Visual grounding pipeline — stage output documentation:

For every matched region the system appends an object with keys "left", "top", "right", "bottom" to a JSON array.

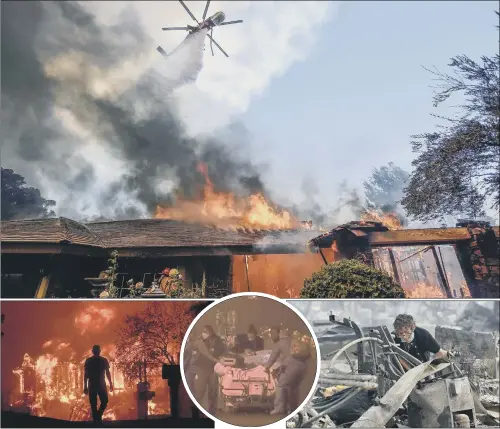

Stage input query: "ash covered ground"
[{"left": 287, "top": 300, "right": 500, "bottom": 428}]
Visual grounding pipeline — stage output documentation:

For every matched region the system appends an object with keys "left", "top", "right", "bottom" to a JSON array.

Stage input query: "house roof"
[
  {"left": 309, "top": 221, "right": 475, "bottom": 247},
  {"left": 309, "top": 221, "right": 389, "bottom": 247},
  {"left": 1, "top": 217, "right": 105, "bottom": 247},
  {"left": 87, "top": 219, "right": 316, "bottom": 248},
  {"left": 1, "top": 217, "right": 317, "bottom": 250}
]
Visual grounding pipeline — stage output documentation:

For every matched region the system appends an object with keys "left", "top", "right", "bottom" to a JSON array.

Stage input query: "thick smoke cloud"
[{"left": 1, "top": 1, "right": 272, "bottom": 220}]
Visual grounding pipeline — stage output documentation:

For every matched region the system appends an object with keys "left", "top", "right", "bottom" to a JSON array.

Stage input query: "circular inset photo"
[{"left": 180, "top": 292, "right": 320, "bottom": 427}]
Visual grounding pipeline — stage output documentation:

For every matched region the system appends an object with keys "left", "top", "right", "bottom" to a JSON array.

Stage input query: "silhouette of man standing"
[{"left": 84, "top": 345, "right": 113, "bottom": 425}]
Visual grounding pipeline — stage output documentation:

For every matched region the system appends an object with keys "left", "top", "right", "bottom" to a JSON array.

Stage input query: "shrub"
[{"left": 300, "top": 259, "right": 405, "bottom": 298}]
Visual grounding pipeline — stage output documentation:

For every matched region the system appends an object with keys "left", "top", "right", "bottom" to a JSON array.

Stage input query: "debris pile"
[{"left": 287, "top": 314, "right": 500, "bottom": 428}]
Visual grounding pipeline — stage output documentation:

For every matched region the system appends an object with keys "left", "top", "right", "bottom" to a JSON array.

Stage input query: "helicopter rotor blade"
[
  {"left": 210, "top": 28, "right": 214, "bottom": 56},
  {"left": 161, "top": 26, "right": 190, "bottom": 31},
  {"left": 179, "top": 0, "right": 199, "bottom": 23},
  {"left": 202, "top": 1, "right": 211, "bottom": 21},
  {"left": 206, "top": 33, "right": 228, "bottom": 57},
  {"left": 218, "top": 20, "right": 243, "bottom": 26},
  {"left": 157, "top": 46, "right": 168, "bottom": 58}
]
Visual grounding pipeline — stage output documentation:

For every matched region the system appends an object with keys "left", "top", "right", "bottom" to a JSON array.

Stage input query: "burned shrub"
[{"left": 300, "top": 259, "right": 405, "bottom": 298}]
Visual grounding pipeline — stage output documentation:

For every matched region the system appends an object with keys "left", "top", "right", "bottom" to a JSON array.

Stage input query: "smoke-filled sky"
[{"left": 1, "top": 1, "right": 497, "bottom": 222}]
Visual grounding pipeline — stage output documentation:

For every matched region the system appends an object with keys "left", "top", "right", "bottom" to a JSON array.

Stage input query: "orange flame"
[
  {"left": 361, "top": 210, "right": 402, "bottom": 230},
  {"left": 403, "top": 283, "right": 447, "bottom": 298},
  {"left": 155, "top": 162, "right": 300, "bottom": 230},
  {"left": 11, "top": 345, "right": 168, "bottom": 421}
]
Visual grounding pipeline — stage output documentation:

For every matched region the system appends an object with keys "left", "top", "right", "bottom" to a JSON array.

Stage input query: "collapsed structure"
[
  {"left": 288, "top": 312, "right": 500, "bottom": 428},
  {"left": 1, "top": 217, "right": 498, "bottom": 298}
]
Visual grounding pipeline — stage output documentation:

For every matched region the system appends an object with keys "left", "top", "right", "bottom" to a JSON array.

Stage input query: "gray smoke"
[
  {"left": 291, "top": 300, "right": 500, "bottom": 336},
  {"left": 1, "top": 1, "right": 270, "bottom": 220},
  {"left": 455, "top": 301, "right": 500, "bottom": 333}
]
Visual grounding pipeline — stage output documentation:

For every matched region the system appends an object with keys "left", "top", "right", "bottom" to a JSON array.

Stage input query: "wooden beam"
[
  {"left": 1, "top": 243, "right": 106, "bottom": 256},
  {"left": 370, "top": 228, "right": 471, "bottom": 246},
  {"left": 35, "top": 276, "right": 51, "bottom": 298},
  {"left": 110, "top": 245, "right": 310, "bottom": 258}
]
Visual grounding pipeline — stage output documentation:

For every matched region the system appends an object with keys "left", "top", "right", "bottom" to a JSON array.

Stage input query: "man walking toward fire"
[
  {"left": 393, "top": 314, "right": 450, "bottom": 369},
  {"left": 84, "top": 345, "right": 113, "bottom": 426}
]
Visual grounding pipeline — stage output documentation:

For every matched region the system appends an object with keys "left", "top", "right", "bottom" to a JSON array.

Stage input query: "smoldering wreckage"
[{"left": 287, "top": 306, "right": 500, "bottom": 428}]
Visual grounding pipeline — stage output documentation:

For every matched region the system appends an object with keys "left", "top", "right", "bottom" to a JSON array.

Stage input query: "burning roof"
[
  {"left": 309, "top": 221, "right": 477, "bottom": 248},
  {"left": 1, "top": 217, "right": 317, "bottom": 250}
]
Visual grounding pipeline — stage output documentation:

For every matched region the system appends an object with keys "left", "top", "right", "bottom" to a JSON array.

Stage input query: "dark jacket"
[
  {"left": 234, "top": 334, "right": 264, "bottom": 353},
  {"left": 194, "top": 335, "right": 226, "bottom": 369},
  {"left": 394, "top": 326, "right": 441, "bottom": 362}
]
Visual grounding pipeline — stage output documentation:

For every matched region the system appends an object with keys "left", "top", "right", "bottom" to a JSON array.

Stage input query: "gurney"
[{"left": 214, "top": 359, "right": 277, "bottom": 412}]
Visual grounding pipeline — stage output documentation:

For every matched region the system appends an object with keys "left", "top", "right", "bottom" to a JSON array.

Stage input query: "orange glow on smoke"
[
  {"left": 155, "top": 162, "right": 300, "bottom": 230},
  {"left": 74, "top": 307, "right": 116, "bottom": 335},
  {"left": 361, "top": 210, "right": 402, "bottom": 230}
]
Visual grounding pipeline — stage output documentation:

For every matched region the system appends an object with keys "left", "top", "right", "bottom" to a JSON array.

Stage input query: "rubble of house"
[
  {"left": 1, "top": 217, "right": 498, "bottom": 298},
  {"left": 287, "top": 313, "right": 500, "bottom": 428}
]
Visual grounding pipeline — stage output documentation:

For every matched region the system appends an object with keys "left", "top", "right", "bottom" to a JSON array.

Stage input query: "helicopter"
[{"left": 157, "top": 0, "right": 243, "bottom": 59}]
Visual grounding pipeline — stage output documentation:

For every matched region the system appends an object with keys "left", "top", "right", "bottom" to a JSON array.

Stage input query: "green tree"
[
  {"left": 1, "top": 168, "right": 56, "bottom": 220},
  {"left": 402, "top": 31, "right": 500, "bottom": 221},
  {"left": 300, "top": 259, "right": 405, "bottom": 298},
  {"left": 364, "top": 162, "right": 410, "bottom": 212}
]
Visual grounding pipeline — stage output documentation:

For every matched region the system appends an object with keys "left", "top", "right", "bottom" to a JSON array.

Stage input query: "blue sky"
[{"left": 240, "top": 1, "right": 499, "bottom": 210}]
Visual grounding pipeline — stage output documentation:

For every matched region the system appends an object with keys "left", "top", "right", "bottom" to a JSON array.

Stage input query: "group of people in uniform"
[{"left": 184, "top": 323, "right": 311, "bottom": 416}]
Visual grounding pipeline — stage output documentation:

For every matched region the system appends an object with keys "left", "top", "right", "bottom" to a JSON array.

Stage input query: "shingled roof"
[
  {"left": 1, "top": 217, "right": 317, "bottom": 249},
  {"left": 1, "top": 217, "right": 105, "bottom": 247}
]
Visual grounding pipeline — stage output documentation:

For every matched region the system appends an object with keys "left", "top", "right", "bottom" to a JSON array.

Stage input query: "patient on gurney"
[{"left": 233, "top": 324, "right": 264, "bottom": 355}]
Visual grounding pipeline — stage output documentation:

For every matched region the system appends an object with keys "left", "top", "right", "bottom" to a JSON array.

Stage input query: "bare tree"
[{"left": 115, "top": 302, "right": 195, "bottom": 383}]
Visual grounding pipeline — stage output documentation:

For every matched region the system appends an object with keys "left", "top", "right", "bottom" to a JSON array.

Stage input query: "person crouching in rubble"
[
  {"left": 393, "top": 314, "right": 450, "bottom": 369},
  {"left": 191, "top": 325, "right": 226, "bottom": 415},
  {"left": 264, "top": 328, "right": 310, "bottom": 416}
]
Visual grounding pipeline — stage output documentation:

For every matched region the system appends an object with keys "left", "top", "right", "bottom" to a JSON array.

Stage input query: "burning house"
[
  {"left": 1, "top": 301, "right": 210, "bottom": 426},
  {"left": 1, "top": 216, "right": 499, "bottom": 298}
]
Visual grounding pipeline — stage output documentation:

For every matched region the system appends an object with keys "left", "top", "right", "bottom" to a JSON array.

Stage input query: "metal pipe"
[
  {"left": 317, "top": 379, "right": 378, "bottom": 390},
  {"left": 321, "top": 373, "right": 377, "bottom": 382},
  {"left": 299, "top": 388, "right": 363, "bottom": 427},
  {"left": 388, "top": 248, "right": 401, "bottom": 284},
  {"left": 328, "top": 337, "right": 384, "bottom": 371},
  {"left": 244, "top": 255, "right": 251, "bottom": 291},
  {"left": 318, "top": 247, "right": 328, "bottom": 265},
  {"left": 431, "top": 245, "right": 453, "bottom": 297},
  {"left": 388, "top": 343, "right": 424, "bottom": 367}
]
